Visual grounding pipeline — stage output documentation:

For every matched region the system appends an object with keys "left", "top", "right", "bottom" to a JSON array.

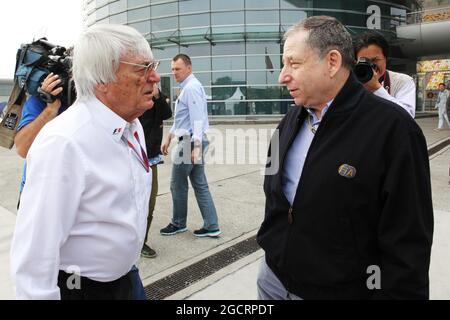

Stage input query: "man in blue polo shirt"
[{"left": 15, "top": 73, "right": 70, "bottom": 199}]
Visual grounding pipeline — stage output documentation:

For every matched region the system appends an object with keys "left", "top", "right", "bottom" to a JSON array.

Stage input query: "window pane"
[
  {"left": 280, "top": 0, "right": 313, "bottom": 9},
  {"left": 192, "top": 73, "right": 211, "bottom": 88},
  {"left": 128, "top": 7, "right": 150, "bottom": 22},
  {"left": 157, "top": 60, "right": 172, "bottom": 75},
  {"left": 212, "top": 72, "right": 245, "bottom": 85},
  {"left": 128, "top": 0, "right": 149, "bottom": 8},
  {"left": 246, "top": 0, "right": 279, "bottom": 9},
  {"left": 211, "top": 86, "right": 247, "bottom": 115},
  {"left": 179, "top": 0, "right": 210, "bottom": 13},
  {"left": 129, "top": 20, "right": 150, "bottom": 34},
  {"left": 110, "top": 12, "right": 127, "bottom": 24},
  {"left": 246, "top": 10, "right": 279, "bottom": 24},
  {"left": 247, "top": 85, "right": 281, "bottom": 100},
  {"left": 281, "top": 10, "right": 308, "bottom": 25},
  {"left": 253, "top": 101, "right": 281, "bottom": 114},
  {"left": 211, "top": 0, "right": 244, "bottom": 10},
  {"left": 95, "top": 0, "right": 108, "bottom": 8},
  {"left": 151, "top": 2, "right": 178, "bottom": 17},
  {"left": 212, "top": 56, "right": 245, "bottom": 71},
  {"left": 212, "top": 43, "right": 245, "bottom": 55},
  {"left": 180, "top": 44, "right": 210, "bottom": 57},
  {"left": 110, "top": 0, "right": 127, "bottom": 14},
  {"left": 247, "top": 71, "right": 280, "bottom": 85},
  {"left": 246, "top": 42, "right": 280, "bottom": 55},
  {"left": 180, "top": 14, "right": 209, "bottom": 29},
  {"left": 211, "top": 85, "right": 244, "bottom": 100},
  {"left": 152, "top": 17, "right": 178, "bottom": 32},
  {"left": 189, "top": 57, "right": 211, "bottom": 72},
  {"left": 96, "top": 5, "right": 109, "bottom": 20},
  {"left": 152, "top": 46, "right": 179, "bottom": 62},
  {"left": 211, "top": 11, "right": 244, "bottom": 25},
  {"left": 96, "top": 17, "right": 110, "bottom": 24},
  {"left": 246, "top": 54, "right": 280, "bottom": 70}
]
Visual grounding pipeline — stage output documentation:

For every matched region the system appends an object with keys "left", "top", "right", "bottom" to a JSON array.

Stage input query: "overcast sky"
[{"left": 0, "top": 0, "right": 84, "bottom": 79}]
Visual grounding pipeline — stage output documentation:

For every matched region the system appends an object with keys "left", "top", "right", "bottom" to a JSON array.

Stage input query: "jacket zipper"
[{"left": 288, "top": 206, "right": 293, "bottom": 224}]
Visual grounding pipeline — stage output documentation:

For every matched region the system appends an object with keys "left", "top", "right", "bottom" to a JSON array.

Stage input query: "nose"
[
  {"left": 147, "top": 70, "right": 161, "bottom": 83},
  {"left": 278, "top": 66, "right": 290, "bottom": 84}
]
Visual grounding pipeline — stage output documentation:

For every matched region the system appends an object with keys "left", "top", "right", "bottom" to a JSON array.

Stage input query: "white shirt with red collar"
[{"left": 11, "top": 97, "right": 151, "bottom": 299}]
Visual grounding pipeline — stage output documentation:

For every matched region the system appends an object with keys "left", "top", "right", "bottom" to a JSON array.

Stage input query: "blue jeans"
[{"left": 170, "top": 138, "right": 219, "bottom": 230}]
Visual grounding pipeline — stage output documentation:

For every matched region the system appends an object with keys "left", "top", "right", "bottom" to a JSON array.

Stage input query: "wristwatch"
[{"left": 37, "top": 87, "right": 57, "bottom": 103}]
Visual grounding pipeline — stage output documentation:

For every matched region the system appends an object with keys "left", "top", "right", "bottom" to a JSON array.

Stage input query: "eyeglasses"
[{"left": 120, "top": 60, "right": 160, "bottom": 77}]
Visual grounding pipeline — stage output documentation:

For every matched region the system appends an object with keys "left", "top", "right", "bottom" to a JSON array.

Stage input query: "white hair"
[{"left": 73, "top": 24, "right": 153, "bottom": 100}]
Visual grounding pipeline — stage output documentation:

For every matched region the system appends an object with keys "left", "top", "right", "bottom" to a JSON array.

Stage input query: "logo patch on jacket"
[{"left": 338, "top": 164, "right": 356, "bottom": 179}]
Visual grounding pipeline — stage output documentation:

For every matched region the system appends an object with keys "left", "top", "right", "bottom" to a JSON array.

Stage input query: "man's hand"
[
  {"left": 191, "top": 145, "right": 201, "bottom": 164},
  {"left": 363, "top": 68, "right": 382, "bottom": 92},
  {"left": 40, "top": 73, "right": 63, "bottom": 113},
  {"left": 161, "top": 134, "right": 172, "bottom": 156}
]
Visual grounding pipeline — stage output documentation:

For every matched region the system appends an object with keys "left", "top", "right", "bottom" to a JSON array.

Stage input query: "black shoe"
[
  {"left": 193, "top": 228, "right": 221, "bottom": 238},
  {"left": 160, "top": 223, "right": 188, "bottom": 236},
  {"left": 141, "top": 244, "right": 157, "bottom": 258}
]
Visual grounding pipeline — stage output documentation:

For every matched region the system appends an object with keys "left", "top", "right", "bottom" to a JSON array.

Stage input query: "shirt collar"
[
  {"left": 86, "top": 96, "right": 138, "bottom": 143},
  {"left": 180, "top": 74, "right": 195, "bottom": 89},
  {"left": 305, "top": 99, "right": 334, "bottom": 124}
]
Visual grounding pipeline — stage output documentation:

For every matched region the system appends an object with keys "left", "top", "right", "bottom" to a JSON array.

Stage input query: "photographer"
[
  {"left": 14, "top": 73, "right": 71, "bottom": 204},
  {"left": 354, "top": 32, "right": 416, "bottom": 118},
  {"left": 15, "top": 73, "right": 69, "bottom": 158}
]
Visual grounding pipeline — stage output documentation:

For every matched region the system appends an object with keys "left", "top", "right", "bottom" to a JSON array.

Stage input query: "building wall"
[{"left": 85, "top": 0, "right": 420, "bottom": 115}]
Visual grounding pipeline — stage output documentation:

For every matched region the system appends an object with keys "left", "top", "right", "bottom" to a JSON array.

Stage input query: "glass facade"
[{"left": 85, "top": 0, "right": 420, "bottom": 116}]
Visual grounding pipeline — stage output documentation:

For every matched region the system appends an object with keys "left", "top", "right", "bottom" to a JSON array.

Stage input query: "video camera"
[
  {"left": 15, "top": 38, "right": 75, "bottom": 106},
  {"left": 354, "top": 57, "right": 379, "bottom": 84}
]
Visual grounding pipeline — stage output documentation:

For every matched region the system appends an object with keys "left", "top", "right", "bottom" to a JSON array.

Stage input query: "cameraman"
[
  {"left": 354, "top": 32, "right": 416, "bottom": 118},
  {"left": 14, "top": 73, "right": 71, "bottom": 199}
]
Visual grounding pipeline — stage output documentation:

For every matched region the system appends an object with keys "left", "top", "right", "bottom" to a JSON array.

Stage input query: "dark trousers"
[
  {"left": 144, "top": 165, "right": 158, "bottom": 245},
  {"left": 58, "top": 270, "right": 133, "bottom": 300}
]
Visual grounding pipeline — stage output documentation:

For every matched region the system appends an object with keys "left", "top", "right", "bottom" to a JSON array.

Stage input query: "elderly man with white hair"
[{"left": 10, "top": 24, "right": 160, "bottom": 300}]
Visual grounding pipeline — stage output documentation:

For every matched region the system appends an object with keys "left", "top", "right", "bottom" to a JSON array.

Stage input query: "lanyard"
[{"left": 121, "top": 131, "right": 149, "bottom": 173}]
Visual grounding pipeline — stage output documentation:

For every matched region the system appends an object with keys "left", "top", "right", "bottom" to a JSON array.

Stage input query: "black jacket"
[
  {"left": 139, "top": 90, "right": 172, "bottom": 158},
  {"left": 257, "top": 73, "right": 433, "bottom": 300}
]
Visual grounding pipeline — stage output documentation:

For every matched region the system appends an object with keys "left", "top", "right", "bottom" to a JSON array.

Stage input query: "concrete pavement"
[{"left": 0, "top": 116, "right": 449, "bottom": 300}]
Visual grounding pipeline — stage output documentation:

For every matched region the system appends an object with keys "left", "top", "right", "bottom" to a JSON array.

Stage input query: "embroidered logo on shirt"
[
  {"left": 338, "top": 164, "right": 357, "bottom": 179},
  {"left": 113, "top": 128, "right": 123, "bottom": 135}
]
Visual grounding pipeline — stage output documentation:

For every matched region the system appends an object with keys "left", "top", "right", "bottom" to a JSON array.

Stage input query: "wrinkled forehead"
[{"left": 122, "top": 51, "right": 153, "bottom": 63}]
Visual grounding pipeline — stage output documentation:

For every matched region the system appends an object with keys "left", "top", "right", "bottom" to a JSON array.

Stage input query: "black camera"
[
  {"left": 354, "top": 57, "right": 378, "bottom": 83},
  {"left": 15, "top": 38, "right": 75, "bottom": 106}
]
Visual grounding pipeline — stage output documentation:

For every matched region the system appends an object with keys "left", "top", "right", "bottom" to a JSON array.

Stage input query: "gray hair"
[
  {"left": 73, "top": 24, "right": 153, "bottom": 100},
  {"left": 284, "top": 16, "right": 355, "bottom": 70}
]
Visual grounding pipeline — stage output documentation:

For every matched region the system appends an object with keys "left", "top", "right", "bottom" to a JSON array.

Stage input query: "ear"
[{"left": 327, "top": 50, "right": 342, "bottom": 78}]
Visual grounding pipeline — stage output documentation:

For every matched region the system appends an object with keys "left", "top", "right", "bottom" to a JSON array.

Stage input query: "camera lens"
[{"left": 354, "top": 58, "right": 375, "bottom": 83}]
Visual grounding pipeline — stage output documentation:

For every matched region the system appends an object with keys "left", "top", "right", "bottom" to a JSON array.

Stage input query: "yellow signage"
[{"left": 417, "top": 59, "right": 450, "bottom": 73}]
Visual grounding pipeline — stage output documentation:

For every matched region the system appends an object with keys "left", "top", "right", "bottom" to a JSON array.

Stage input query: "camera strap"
[{"left": 380, "top": 71, "right": 391, "bottom": 95}]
